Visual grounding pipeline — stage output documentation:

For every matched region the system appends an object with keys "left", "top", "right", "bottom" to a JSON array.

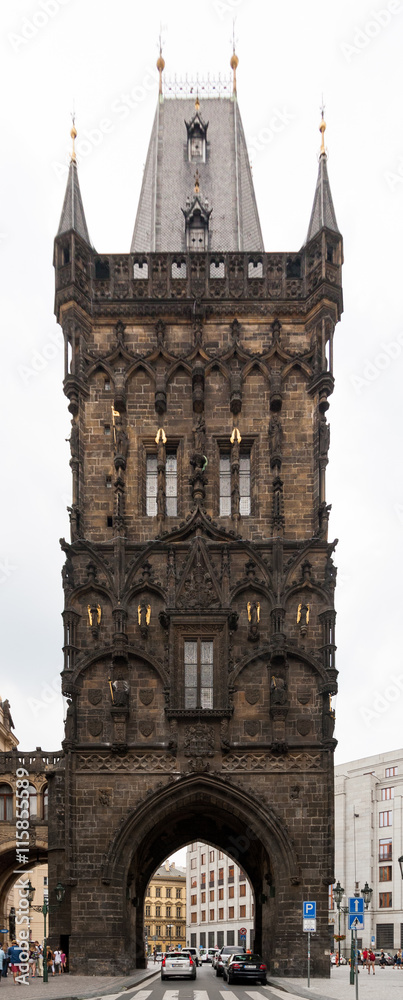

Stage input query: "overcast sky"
[{"left": 1, "top": 0, "right": 402, "bottom": 769}]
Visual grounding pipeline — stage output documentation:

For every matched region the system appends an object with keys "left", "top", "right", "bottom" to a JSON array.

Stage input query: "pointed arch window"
[
  {"left": 0, "top": 783, "right": 13, "bottom": 821},
  {"left": 184, "top": 639, "right": 213, "bottom": 708}
]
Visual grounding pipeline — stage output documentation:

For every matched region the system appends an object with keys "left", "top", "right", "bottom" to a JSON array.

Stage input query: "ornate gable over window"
[
  {"left": 185, "top": 99, "right": 209, "bottom": 162},
  {"left": 182, "top": 172, "right": 212, "bottom": 252}
]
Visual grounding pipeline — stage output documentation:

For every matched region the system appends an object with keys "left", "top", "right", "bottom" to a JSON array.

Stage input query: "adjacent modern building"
[
  {"left": 144, "top": 860, "right": 186, "bottom": 955},
  {"left": 186, "top": 842, "right": 254, "bottom": 951},
  {"left": 332, "top": 749, "right": 403, "bottom": 954}
]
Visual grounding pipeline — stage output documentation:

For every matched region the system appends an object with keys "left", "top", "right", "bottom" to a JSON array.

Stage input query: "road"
[{"left": 119, "top": 964, "right": 304, "bottom": 1000}]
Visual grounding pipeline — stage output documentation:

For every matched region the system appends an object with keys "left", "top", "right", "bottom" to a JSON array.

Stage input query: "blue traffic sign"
[
  {"left": 303, "top": 901, "right": 316, "bottom": 919},
  {"left": 348, "top": 913, "right": 364, "bottom": 930},
  {"left": 348, "top": 897, "right": 364, "bottom": 916}
]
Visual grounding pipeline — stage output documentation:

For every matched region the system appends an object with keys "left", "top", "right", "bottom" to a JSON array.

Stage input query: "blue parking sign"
[{"left": 303, "top": 901, "right": 316, "bottom": 919}]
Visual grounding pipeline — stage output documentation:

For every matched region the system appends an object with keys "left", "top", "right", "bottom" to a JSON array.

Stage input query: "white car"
[
  {"left": 202, "top": 947, "right": 219, "bottom": 964},
  {"left": 161, "top": 952, "right": 197, "bottom": 980}
]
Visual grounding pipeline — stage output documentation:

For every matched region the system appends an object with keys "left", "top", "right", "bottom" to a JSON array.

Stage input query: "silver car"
[{"left": 161, "top": 951, "right": 197, "bottom": 980}]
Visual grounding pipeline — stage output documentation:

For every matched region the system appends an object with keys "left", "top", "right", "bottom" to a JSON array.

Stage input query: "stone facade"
[
  {"left": 48, "top": 93, "right": 343, "bottom": 978},
  {"left": 144, "top": 860, "right": 186, "bottom": 955},
  {"left": 186, "top": 841, "right": 254, "bottom": 951}
]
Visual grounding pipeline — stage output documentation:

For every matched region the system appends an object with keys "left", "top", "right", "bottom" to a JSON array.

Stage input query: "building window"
[
  {"left": 239, "top": 453, "right": 251, "bottom": 515},
  {"left": 239, "top": 905, "right": 246, "bottom": 918},
  {"left": 209, "top": 850, "right": 215, "bottom": 862},
  {"left": 176, "top": 907, "right": 181, "bottom": 918},
  {"left": 219, "top": 907, "right": 224, "bottom": 920},
  {"left": 176, "top": 888, "right": 181, "bottom": 898},
  {"left": 184, "top": 639, "right": 213, "bottom": 709},
  {"left": 218, "top": 888, "right": 224, "bottom": 900},
  {"left": 240, "top": 884, "right": 246, "bottom": 897},
  {"left": 381, "top": 787, "right": 394, "bottom": 800},
  {"left": 190, "top": 137, "right": 203, "bottom": 160},
  {"left": 210, "top": 891, "right": 214, "bottom": 902},
  {"left": 166, "top": 907, "right": 171, "bottom": 917},
  {"left": 379, "top": 892, "right": 392, "bottom": 908},
  {"left": 176, "top": 925, "right": 181, "bottom": 936},
  {"left": 218, "top": 851, "right": 224, "bottom": 859},
  {"left": 229, "top": 885, "right": 234, "bottom": 899},
  {"left": 191, "top": 877, "right": 197, "bottom": 888},
  {"left": 209, "top": 872, "right": 215, "bottom": 885},
  {"left": 146, "top": 455, "right": 158, "bottom": 516},
  {"left": 201, "top": 892, "right": 206, "bottom": 903},
  {"left": 377, "top": 923, "right": 394, "bottom": 948},
  {"left": 379, "top": 811, "right": 392, "bottom": 827},
  {"left": 385, "top": 767, "right": 397, "bottom": 777},
  {"left": 156, "top": 906, "right": 161, "bottom": 917},
  {"left": 188, "top": 227, "right": 207, "bottom": 252},
  {"left": 28, "top": 784, "right": 37, "bottom": 818},
  {"left": 219, "top": 454, "right": 231, "bottom": 515},
  {"left": 145, "top": 906, "right": 150, "bottom": 916},
  {"left": 210, "top": 909, "right": 214, "bottom": 921},
  {"left": 201, "top": 873, "right": 206, "bottom": 886},
  {"left": 228, "top": 866, "right": 234, "bottom": 881},
  {"left": 227, "top": 931, "right": 234, "bottom": 946},
  {"left": 379, "top": 838, "right": 392, "bottom": 860},
  {"left": 239, "top": 870, "right": 246, "bottom": 881},
  {"left": 0, "top": 784, "right": 13, "bottom": 821},
  {"left": 156, "top": 887, "right": 161, "bottom": 897},
  {"left": 201, "top": 854, "right": 206, "bottom": 865},
  {"left": 166, "top": 888, "right": 171, "bottom": 898},
  {"left": 379, "top": 866, "right": 392, "bottom": 882},
  {"left": 218, "top": 868, "right": 224, "bottom": 882},
  {"left": 191, "top": 895, "right": 197, "bottom": 906},
  {"left": 201, "top": 911, "right": 206, "bottom": 922},
  {"left": 191, "top": 859, "right": 197, "bottom": 870},
  {"left": 156, "top": 925, "right": 161, "bottom": 936},
  {"left": 228, "top": 906, "right": 234, "bottom": 919},
  {"left": 145, "top": 926, "right": 150, "bottom": 936},
  {"left": 191, "top": 912, "right": 197, "bottom": 924},
  {"left": 166, "top": 452, "right": 178, "bottom": 516}
]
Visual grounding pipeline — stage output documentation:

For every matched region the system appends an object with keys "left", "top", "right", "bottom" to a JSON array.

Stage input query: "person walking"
[
  {"left": 368, "top": 949, "right": 376, "bottom": 974},
  {"left": 36, "top": 945, "right": 43, "bottom": 978},
  {"left": 1, "top": 944, "right": 8, "bottom": 979},
  {"left": 362, "top": 947, "right": 369, "bottom": 972},
  {"left": 8, "top": 942, "right": 23, "bottom": 985},
  {"left": 0, "top": 945, "right": 5, "bottom": 985},
  {"left": 53, "top": 949, "right": 62, "bottom": 975}
]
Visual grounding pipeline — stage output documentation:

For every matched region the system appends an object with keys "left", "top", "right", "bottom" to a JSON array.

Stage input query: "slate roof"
[
  {"left": 131, "top": 97, "right": 264, "bottom": 253},
  {"left": 57, "top": 159, "right": 91, "bottom": 244},
  {"left": 305, "top": 151, "right": 340, "bottom": 243}
]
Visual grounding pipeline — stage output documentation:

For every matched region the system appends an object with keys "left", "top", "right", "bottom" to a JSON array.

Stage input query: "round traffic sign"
[{"left": 239, "top": 927, "right": 247, "bottom": 934}]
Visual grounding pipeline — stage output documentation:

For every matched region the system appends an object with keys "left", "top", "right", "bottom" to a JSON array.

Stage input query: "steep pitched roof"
[
  {"left": 57, "top": 159, "right": 91, "bottom": 244},
  {"left": 305, "top": 152, "right": 340, "bottom": 243},
  {"left": 131, "top": 97, "right": 264, "bottom": 253}
]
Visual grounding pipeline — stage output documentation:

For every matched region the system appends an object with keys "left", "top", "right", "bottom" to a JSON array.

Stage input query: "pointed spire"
[
  {"left": 57, "top": 119, "right": 91, "bottom": 244},
  {"left": 230, "top": 22, "right": 239, "bottom": 95},
  {"left": 157, "top": 35, "right": 165, "bottom": 97},
  {"left": 305, "top": 108, "right": 340, "bottom": 244}
]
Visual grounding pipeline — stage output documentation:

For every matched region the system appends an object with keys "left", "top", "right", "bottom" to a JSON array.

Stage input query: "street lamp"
[
  {"left": 333, "top": 881, "right": 345, "bottom": 967},
  {"left": 398, "top": 856, "right": 403, "bottom": 880},
  {"left": 27, "top": 880, "right": 65, "bottom": 983},
  {"left": 361, "top": 881, "right": 373, "bottom": 909}
]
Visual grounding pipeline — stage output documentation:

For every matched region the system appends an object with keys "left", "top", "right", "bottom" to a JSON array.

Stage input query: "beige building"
[
  {"left": 186, "top": 842, "right": 254, "bottom": 952},
  {"left": 144, "top": 860, "right": 186, "bottom": 955},
  {"left": 332, "top": 748, "right": 403, "bottom": 955}
]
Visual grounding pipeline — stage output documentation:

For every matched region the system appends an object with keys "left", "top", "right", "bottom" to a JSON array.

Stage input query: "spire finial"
[
  {"left": 230, "top": 21, "right": 239, "bottom": 95},
  {"left": 157, "top": 32, "right": 165, "bottom": 96},
  {"left": 195, "top": 94, "right": 200, "bottom": 112},
  {"left": 70, "top": 112, "right": 77, "bottom": 163},
  {"left": 194, "top": 169, "right": 200, "bottom": 195},
  {"left": 319, "top": 99, "right": 327, "bottom": 157}
]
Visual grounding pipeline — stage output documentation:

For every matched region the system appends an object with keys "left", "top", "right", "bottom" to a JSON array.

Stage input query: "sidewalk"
[
  {"left": 0, "top": 966, "right": 159, "bottom": 1000},
  {"left": 269, "top": 965, "right": 403, "bottom": 999}
]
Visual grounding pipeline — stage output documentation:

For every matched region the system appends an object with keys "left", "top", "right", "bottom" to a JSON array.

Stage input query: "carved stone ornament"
[
  {"left": 88, "top": 719, "right": 103, "bottom": 737},
  {"left": 139, "top": 721, "right": 154, "bottom": 738},
  {"left": 297, "top": 719, "right": 312, "bottom": 737},
  {"left": 98, "top": 788, "right": 111, "bottom": 806},
  {"left": 183, "top": 723, "right": 215, "bottom": 757},
  {"left": 88, "top": 688, "right": 103, "bottom": 706},
  {"left": 297, "top": 687, "right": 311, "bottom": 705},
  {"left": 188, "top": 757, "right": 210, "bottom": 773},
  {"left": 245, "top": 687, "right": 261, "bottom": 705},
  {"left": 244, "top": 720, "right": 260, "bottom": 737},
  {"left": 139, "top": 689, "right": 154, "bottom": 706}
]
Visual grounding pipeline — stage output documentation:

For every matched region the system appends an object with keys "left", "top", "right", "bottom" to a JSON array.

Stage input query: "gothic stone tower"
[{"left": 50, "top": 69, "right": 342, "bottom": 976}]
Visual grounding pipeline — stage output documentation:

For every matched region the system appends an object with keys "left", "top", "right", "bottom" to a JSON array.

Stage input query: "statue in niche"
[
  {"left": 66, "top": 419, "right": 79, "bottom": 460},
  {"left": 247, "top": 600, "right": 260, "bottom": 642},
  {"left": 114, "top": 416, "right": 129, "bottom": 461},
  {"left": 323, "top": 695, "right": 336, "bottom": 739},
  {"left": 138, "top": 601, "right": 151, "bottom": 638},
  {"left": 111, "top": 676, "right": 130, "bottom": 708},
  {"left": 1, "top": 699, "right": 14, "bottom": 730},
  {"left": 191, "top": 414, "right": 206, "bottom": 468},
  {"left": 64, "top": 698, "right": 76, "bottom": 742},
  {"left": 270, "top": 674, "right": 287, "bottom": 705},
  {"left": 319, "top": 415, "right": 330, "bottom": 458},
  {"left": 269, "top": 415, "right": 283, "bottom": 456}
]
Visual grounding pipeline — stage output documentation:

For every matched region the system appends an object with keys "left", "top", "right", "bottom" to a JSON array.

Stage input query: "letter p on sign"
[{"left": 303, "top": 901, "right": 316, "bottom": 919}]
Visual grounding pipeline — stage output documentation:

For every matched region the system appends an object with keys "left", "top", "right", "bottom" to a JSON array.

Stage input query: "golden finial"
[
  {"left": 70, "top": 114, "right": 77, "bottom": 163},
  {"left": 230, "top": 20, "right": 239, "bottom": 94},
  {"left": 194, "top": 169, "right": 200, "bottom": 195},
  {"left": 319, "top": 102, "right": 327, "bottom": 157},
  {"left": 157, "top": 35, "right": 165, "bottom": 96},
  {"left": 195, "top": 94, "right": 200, "bottom": 112}
]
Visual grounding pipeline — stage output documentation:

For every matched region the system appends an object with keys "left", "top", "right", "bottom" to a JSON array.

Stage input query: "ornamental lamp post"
[
  {"left": 361, "top": 881, "right": 373, "bottom": 909},
  {"left": 333, "top": 881, "right": 345, "bottom": 967},
  {"left": 27, "top": 880, "right": 65, "bottom": 983},
  {"left": 398, "top": 856, "right": 403, "bottom": 880}
]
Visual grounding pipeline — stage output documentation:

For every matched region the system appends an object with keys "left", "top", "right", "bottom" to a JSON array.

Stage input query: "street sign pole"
[
  {"left": 350, "top": 930, "right": 354, "bottom": 985},
  {"left": 355, "top": 923, "right": 359, "bottom": 1000},
  {"left": 307, "top": 930, "right": 310, "bottom": 987}
]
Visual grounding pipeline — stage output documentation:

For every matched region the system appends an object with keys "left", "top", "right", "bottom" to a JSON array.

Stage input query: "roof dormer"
[
  {"left": 182, "top": 171, "right": 212, "bottom": 251},
  {"left": 185, "top": 98, "right": 209, "bottom": 163}
]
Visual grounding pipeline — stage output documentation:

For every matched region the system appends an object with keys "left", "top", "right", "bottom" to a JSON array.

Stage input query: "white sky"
[{"left": 1, "top": 0, "right": 403, "bottom": 769}]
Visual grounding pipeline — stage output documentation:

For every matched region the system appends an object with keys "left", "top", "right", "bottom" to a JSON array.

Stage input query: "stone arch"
[{"left": 99, "top": 772, "right": 300, "bottom": 971}]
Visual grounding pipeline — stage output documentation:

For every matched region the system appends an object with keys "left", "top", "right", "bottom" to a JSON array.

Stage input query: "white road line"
[
  {"left": 128, "top": 991, "right": 154, "bottom": 1000},
  {"left": 193, "top": 992, "right": 210, "bottom": 1000},
  {"left": 162, "top": 991, "right": 180, "bottom": 1000},
  {"left": 247, "top": 989, "right": 305, "bottom": 1000}
]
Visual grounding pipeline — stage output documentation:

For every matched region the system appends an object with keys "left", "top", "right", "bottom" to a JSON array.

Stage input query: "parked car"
[
  {"left": 223, "top": 953, "right": 267, "bottom": 985},
  {"left": 330, "top": 952, "right": 347, "bottom": 965},
  {"left": 161, "top": 952, "right": 197, "bottom": 980},
  {"left": 181, "top": 948, "right": 202, "bottom": 967},
  {"left": 202, "top": 947, "right": 219, "bottom": 963},
  {"left": 215, "top": 945, "right": 245, "bottom": 976},
  {"left": 373, "top": 950, "right": 394, "bottom": 966}
]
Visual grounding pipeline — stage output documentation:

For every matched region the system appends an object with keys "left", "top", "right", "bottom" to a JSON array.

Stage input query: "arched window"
[
  {"left": 0, "top": 783, "right": 13, "bottom": 821},
  {"left": 29, "top": 784, "right": 38, "bottom": 818},
  {"left": 42, "top": 785, "right": 48, "bottom": 821}
]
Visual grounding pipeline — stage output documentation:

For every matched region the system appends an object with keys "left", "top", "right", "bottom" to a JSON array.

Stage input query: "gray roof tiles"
[
  {"left": 57, "top": 159, "right": 91, "bottom": 245},
  {"left": 131, "top": 96, "right": 264, "bottom": 253},
  {"left": 305, "top": 152, "right": 340, "bottom": 243}
]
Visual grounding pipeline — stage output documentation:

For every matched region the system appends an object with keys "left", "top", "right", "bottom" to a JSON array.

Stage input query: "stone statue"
[
  {"left": 193, "top": 414, "right": 206, "bottom": 457},
  {"left": 64, "top": 698, "right": 76, "bottom": 741},
  {"left": 319, "top": 415, "right": 330, "bottom": 458},
  {"left": 269, "top": 416, "right": 283, "bottom": 456},
  {"left": 115, "top": 416, "right": 129, "bottom": 460},
  {"left": 112, "top": 678, "right": 130, "bottom": 708},
  {"left": 270, "top": 674, "right": 287, "bottom": 705},
  {"left": 2, "top": 699, "right": 14, "bottom": 730},
  {"left": 67, "top": 419, "right": 79, "bottom": 460}
]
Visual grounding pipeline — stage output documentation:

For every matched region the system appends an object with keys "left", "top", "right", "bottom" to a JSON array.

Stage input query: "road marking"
[
  {"left": 162, "top": 992, "right": 180, "bottom": 1000},
  {"left": 194, "top": 992, "right": 209, "bottom": 1000},
  {"left": 246, "top": 989, "right": 306, "bottom": 1000}
]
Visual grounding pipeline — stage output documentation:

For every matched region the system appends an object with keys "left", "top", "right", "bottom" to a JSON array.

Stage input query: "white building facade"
[
  {"left": 186, "top": 842, "right": 254, "bottom": 951},
  {"left": 332, "top": 748, "right": 403, "bottom": 955}
]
